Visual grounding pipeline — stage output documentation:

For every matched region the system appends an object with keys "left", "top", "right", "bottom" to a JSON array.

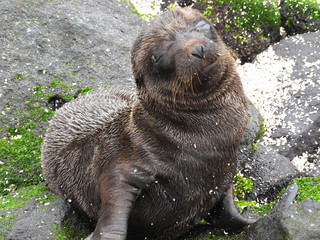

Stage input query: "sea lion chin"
[{"left": 41, "top": 7, "right": 279, "bottom": 240}]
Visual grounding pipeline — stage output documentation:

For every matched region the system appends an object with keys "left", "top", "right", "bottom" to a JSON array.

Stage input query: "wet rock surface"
[
  {"left": 1, "top": 194, "right": 93, "bottom": 240},
  {"left": 0, "top": 0, "right": 141, "bottom": 126},
  {"left": 238, "top": 32, "right": 320, "bottom": 199},
  {"left": 239, "top": 199, "right": 320, "bottom": 240},
  {"left": 3, "top": 197, "right": 68, "bottom": 240}
]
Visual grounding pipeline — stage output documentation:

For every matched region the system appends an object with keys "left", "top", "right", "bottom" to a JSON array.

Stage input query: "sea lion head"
[{"left": 131, "top": 7, "right": 235, "bottom": 109}]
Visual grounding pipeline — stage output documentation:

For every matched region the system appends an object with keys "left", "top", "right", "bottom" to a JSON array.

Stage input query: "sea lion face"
[{"left": 131, "top": 8, "right": 232, "bottom": 102}]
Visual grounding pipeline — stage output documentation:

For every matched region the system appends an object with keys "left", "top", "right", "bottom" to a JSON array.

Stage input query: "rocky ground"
[
  {"left": 0, "top": 0, "right": 319, "bottom": 239},
  {"left": 238, "top": 31, "right": 320, "bottom": 201}
]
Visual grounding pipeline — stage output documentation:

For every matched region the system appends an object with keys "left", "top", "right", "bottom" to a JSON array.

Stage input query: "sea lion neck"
[{"left": 135, "top": 59, "right": 243, "bottom": 119}]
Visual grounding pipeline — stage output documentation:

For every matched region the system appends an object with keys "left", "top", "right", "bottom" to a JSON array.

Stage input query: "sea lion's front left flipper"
[
  {"left": 85, "top": 182, "right": 139, "bottom": 240},
  {"left": 85, "top": 164, "right": 155, "bottom": 240},
  {"left": 205, "top": 186, "right": 256, "bottom": 233}
]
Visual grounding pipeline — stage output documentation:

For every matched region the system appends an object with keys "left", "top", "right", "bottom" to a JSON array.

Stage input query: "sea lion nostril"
[
  {"left": 152, "top": 54, "right": 163, "bottom": 63},
  {"left": 191, "top": 45, "right": 205, "bottom": 59}
]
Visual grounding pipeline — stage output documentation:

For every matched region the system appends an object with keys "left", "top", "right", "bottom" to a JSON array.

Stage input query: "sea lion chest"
[{"left": 126, "top": 108, "right": 239, "bottom": 232}]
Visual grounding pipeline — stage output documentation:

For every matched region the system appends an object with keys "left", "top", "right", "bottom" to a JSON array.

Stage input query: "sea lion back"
[{"left": 41, "top": 87, "right": 135, "bottom": 196}]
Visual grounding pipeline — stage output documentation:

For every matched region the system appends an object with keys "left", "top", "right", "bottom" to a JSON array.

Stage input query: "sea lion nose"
[{"left": 191, "top": 45, "right": 205, "bottom": 59}]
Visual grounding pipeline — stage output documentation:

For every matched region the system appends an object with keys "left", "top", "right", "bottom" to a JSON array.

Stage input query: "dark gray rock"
[
  {"left": 237, "top": 101, "right": 263, "bottom": 167},
  {"left": 270, "top": 32, "right": 320, "bottom": 176},
  {"left": 239, "top": 199, "right": 320, "bottom": 240},
  {"left": 239, "top": 32, "right": 320, "bottom": 200},
  {"left": 2, "top": 191, "right": 93, "bottom": 240},
  {"left": 241, "top": 143, "right": 300, "bottom": 202},
  {"left": 0, "top": 0, "right": 143, "bottom": 123},
  {"left": 280, "top": 0, "right": 320, "bottom": 36},
  {"left": 4, "top": 196, "right": 68, "bottom": 240}
]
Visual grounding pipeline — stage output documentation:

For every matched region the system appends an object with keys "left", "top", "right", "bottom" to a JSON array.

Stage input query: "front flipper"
[
  {"left": 85, "top": 183, "right": 139, "bottom": 240},
  {"left": 206, "top": 186, "right": 256, "bottom": 233},
  {"left": 85, "top": 165, "right": 156, "bottom": 240}
]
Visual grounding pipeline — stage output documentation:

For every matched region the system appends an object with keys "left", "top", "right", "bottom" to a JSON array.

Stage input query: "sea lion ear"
[{"left": 135, "top": 72, "right": 144, "bottom": 89}]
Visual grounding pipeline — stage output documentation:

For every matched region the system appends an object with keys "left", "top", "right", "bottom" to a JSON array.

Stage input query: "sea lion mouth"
[
  {"left": 202, "top": 59, "right": 214, "bottom": 70},
  {"left": 200, "top": 58, "right": 219, "bottom": 77}
]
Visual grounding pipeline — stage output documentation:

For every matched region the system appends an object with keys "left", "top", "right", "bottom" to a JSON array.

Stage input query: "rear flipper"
[
  {"left": 205, "top": 186, "right": 256, "bottom": 233},
  {"left": 269, "top": 183, "right": 298, "bottom": 214},
  {"left": 205, "top": 183, "right": 298, "bottom": 233}
]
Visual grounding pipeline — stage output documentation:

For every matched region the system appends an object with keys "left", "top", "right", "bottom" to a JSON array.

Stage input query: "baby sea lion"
[{"left": 41, "top": 7, "right": 294, "bottom": 240}]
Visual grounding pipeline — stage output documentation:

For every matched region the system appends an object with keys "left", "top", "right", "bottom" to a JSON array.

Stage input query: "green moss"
[
  {"left": 201, "top": 0, "right": 280, "bottom": 33},
  {"left": 0, "top": 86, "right": 55, "bottom": 195},
  {"left": 15, "top": 74, "right": 24, "bottom": 81},
  {"left": 233, "top": 174, "right": 253, "bottom": 199},
  {"left": 0, "top": 73, "right": 98, "bottom": 195},
  {"left": 233, "top": 174, "right": 275, "bottom": 216},
  {"left": 124, "top": 0, "right": 157, "bottom": 21},
  {"left": 51, "top": 222, "right": 88, "bottom": 240},
  {"left": 250, "top": 142, "right": 257, "bottom": 153},
  {"left": 283, "top": 0, "right": 320, "bottom": 33},
  {"left": 0, "top": 184, "right": 52, "bottom": 211},
  {"left": 0, "top": 130, "right": 44, "bottom": 195},
  {"left": 237, "top": 200, "right": 274, "bottom": 216},
  {"left": 255, "top": 123, "right": 265, "bottom": 141},
  {"left": 235, "top": 177, "right": 320, "bottom": 217},
  {"left": 290, "top": 177, "right": 320, "bottom": 203},
  {"left": 0, "top": 215, "right": 15, "bottom": 240},
  {"left": 77, "top": 87, "right": 95, "bottom": 96},
  {"left": 250, "top": 122, "right": 265, "bottom": 153},
  {"left": 0, "top": 184, "right": 53, "bottom": 240},
  {"left": 48, "top": 80, "right": 72, "bottom": 92},
  {"left": 231, "top": 0, "right": 280, "bottom": 32},
  {"left": 284, "top": 0, "right": 320, "bottom": 21},
  {"left": 166, "top": 3, "right": 179, "bottom": 10}
]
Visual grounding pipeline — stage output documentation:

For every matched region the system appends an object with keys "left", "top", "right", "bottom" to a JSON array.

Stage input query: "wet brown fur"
[{"left": 42, "top": 7, "right": 247, "bottom": 240}]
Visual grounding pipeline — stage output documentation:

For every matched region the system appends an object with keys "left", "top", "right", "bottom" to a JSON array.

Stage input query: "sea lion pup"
[{"left": 41, "top": 7, "right": 295, "bottom": 240}]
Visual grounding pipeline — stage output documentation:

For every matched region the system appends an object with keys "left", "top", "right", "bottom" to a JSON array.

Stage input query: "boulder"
[
  {"left": 0, "top": 0, "right": 142, "bottom": 127},
  {"left": 238, "top": 32, "right": 320, "bottom": 200},
  {"left": 280, "top": 0, "right": 320, "bottom": 36},
  {"left": 3, "top": 197, "right": 69, "bottom": 240},
  {"left": 239, "top": 199, "right": 320, "bottom": 240}
]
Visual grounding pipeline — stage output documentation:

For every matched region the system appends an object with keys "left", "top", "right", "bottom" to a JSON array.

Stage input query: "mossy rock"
[
  {"left": 0, "top": 184, "right": 92, "bottom": 240},
  {"left": 194, "top": 0, "right": 281, "bottom": 63},
  {"left": 193, "top": 0, "right": 319, "bottom": 63},
  {"left": 280, "top": 0, "right": 320, "bottom": 35}
]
